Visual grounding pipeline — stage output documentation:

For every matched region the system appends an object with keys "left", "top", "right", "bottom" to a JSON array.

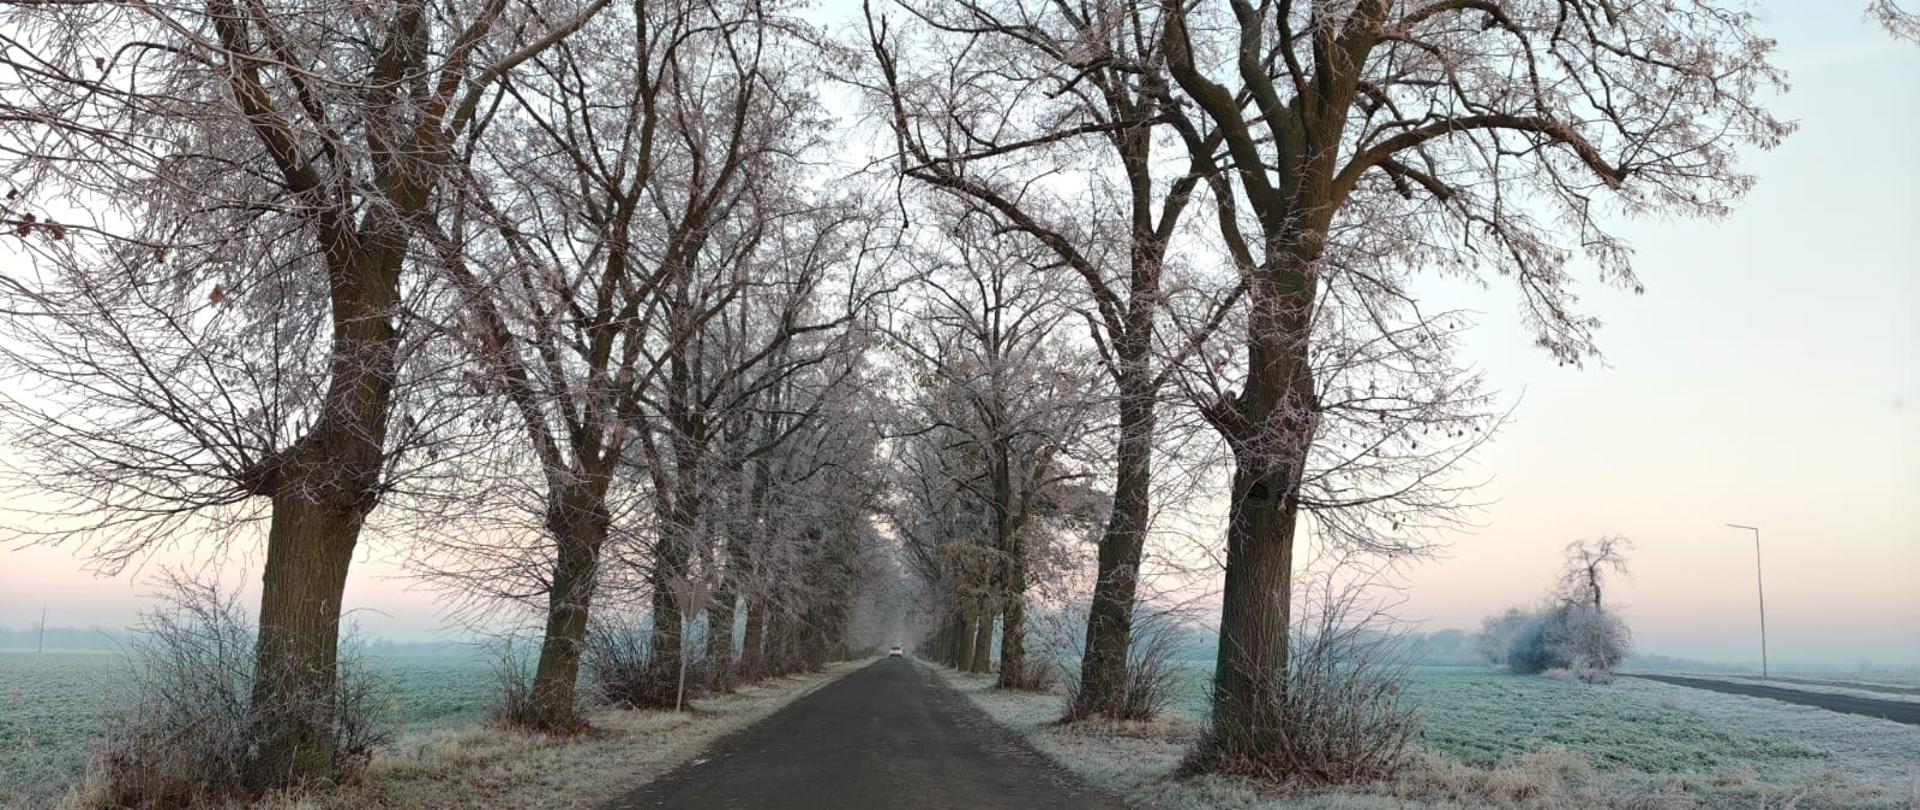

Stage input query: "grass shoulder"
[
  {"left": 930, "top": 663, "right": 1920, "bottom": 809},
  {"left": 41, "top": 662, "right": 859, "bottom": 810}
]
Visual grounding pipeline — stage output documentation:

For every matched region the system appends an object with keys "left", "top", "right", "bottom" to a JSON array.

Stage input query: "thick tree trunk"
[
  {"left": 764, "top": 604, "right": 800, "bottom": 676},
  {"left": 1204, "top": 274, "right": 1316, "bottom": 762},
  {"left": 1072, "top": 371, "right": 1156, "bottom": 716},
  {"left": 939, "top": 611, "right": 967, "bottom": 667},
  {"left": 741, "top": 596, "right": 767, "bottom": 678},
  {"left": 247, "top": 239, "right": 401, "bottom": 788},
  {"left": 526, "top": 484, "right": 610, "bottom": 730},
  {"left": 968, "top": 609, "right": 996, "bottom": 673},
  {"left": 1206, "top": 451, "right": 1302, "bottom": 757},
  {"left": 705, "top": 589, "right": 737, "bottom": 686},
  {"left": 996, "top": 592, "right": 1026, "bottom": 689},
  {"left": 958, "top": 615, "right": 978, "bottom": 670},
  {"left": 995, "top": 501, "right": 1029, "bottom": 688},
  {"left": 706, "top": 503, "right": 755, "bottom": 684},
  {"left": 247, "top": 485, "right": 364, "bottom": 788},
  {"left": 646, "top": 543, "right": 687, "bottom": 704}
]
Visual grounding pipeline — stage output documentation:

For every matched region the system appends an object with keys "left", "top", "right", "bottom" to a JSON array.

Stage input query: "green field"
[{"left": 0, "top": 649, "right": 498, "bottom": 802}]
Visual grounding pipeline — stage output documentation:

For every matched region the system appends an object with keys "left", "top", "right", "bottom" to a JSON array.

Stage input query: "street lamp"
[{"left": 1725, "top": 523, "right": 1768, "bottom": 678}]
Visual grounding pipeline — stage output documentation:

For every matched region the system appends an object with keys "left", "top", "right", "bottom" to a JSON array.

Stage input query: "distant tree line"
[{"left": 0, "top": 625, "right": 121, "bottom": 651}]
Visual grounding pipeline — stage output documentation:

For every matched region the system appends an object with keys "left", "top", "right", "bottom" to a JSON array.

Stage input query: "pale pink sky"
[{"left": 2, "top": 3, "right": 1915, "bottom": 665}]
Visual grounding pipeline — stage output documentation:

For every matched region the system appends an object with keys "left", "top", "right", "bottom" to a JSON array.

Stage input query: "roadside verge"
[{"left": 47, "top": 662, "right": 861, "bottom": 810}]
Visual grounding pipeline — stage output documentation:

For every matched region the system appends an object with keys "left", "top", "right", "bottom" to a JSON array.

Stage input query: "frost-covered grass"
[
  {"left": 936, "top": 663, "right": 1920, "bottom": 809},
  {"left": 1641, "top": 679, "right": 1920, "bottom": 792},
  {"left": 11, "top": 660, "right": 854, "bottom": 810},
  {"left": 0, "top": 648, "right": 500, "bottom": 806},
  {"left": 1403, "top": 668, "right": 1821, "bottom": 773},
  {"left": 0, "top": 652, "right": 112, "bottom": 801}
]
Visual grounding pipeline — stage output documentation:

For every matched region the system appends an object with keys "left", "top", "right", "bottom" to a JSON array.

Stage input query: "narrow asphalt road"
[
  {"left": 607, "top": 659, "right": 1127, "bottom": 809},
  {"left": 1631, "top": 673, "right": 1920, "bottom": 725}
]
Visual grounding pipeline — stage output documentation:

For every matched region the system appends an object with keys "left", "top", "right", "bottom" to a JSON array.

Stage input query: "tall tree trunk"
[
  {"left": 765, "top": 603, "right": 800, "bottom": 675},
  {"left": 706, "top": 493, "right": 756, "bottom": 683},
  {"left": 968, "top": 609, "right": 996, "bottom": 674},
  {"left": 995, "top": 494, "right": 1029, "bottom": 688},
  {"left": 706, "top": 589, "right": 737, "bottom": 686},
  {"left": 527, "top": 484, "right": 610, "bottom": 730},
  {"left": 647, "top": 534, "right": 689, "bottom": 704},
  {"left": 1204, "top": 275, "right": 1316, "bottom": 761},
  {"left": 248, "top": 485, "right": 365, "bottom": 787},
  {"left": 1207, "top": 452, "right": 1302, "bottom": 756},
  {"left": 958, "top": 615, "right": 978, "bottom": 670},
  {"left": 996, "top": 591, "right": 1026, "bottom": 689},
  {"left": 1072, "top": 366, "right": 1156, "bottom": 716},
  {"left": 940, "top": 611, "right": 967, "bottom": 666},
  {"left": 246, "top": 238, "right": 401, "bottom": 787},
  {"left": 741, "top": 595, "right": 767, "bottom": 678}
]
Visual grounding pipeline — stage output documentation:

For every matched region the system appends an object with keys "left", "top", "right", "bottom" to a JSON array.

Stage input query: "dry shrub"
[
  {"left": 79, "top": 575, "right": 388, "bottom": 809},
  {"left": 1384, "top": 748, "right": 1720, "bottom": 809},
  {"left": 1001, "top": 656, "right": 1059, "bottom": 692},
  {"left": 1191, "top": 566, "right": 1420, "bottom": 786},
  {"left": 1063, "top": 608, "right": 1185, "bottom": 722},
  {"left": 483, "top": 641, "right": 557, "bottom": 731},
  {"left": 583, "top": 617, "right": 683, "bottom": 710}
]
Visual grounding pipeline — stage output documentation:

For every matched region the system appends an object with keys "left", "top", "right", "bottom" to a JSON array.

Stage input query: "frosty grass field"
[
  {"left": 7, "top": 651, "right": 1919, "bottom": 805},
  {"left": 1, "top": 649, "right": 499, "bottom": 801},
  {"left": 1159, "top": 664, "right": 1920, "bottom": 800}
]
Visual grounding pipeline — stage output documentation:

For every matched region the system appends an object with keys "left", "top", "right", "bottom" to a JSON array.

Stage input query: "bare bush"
[
  {"left": 81, "top": 576, "right": 388, "bottom": 807},
  {"left": 582, "top": 617, "right": 682, "bottom": 711},
  {"left": 484, "top": 641, "right": 559, "bottom": 733},
  {"left": 1064, "top": 608, "right": 1185, "bottom": 722},
  {"left": 1189, "top": 567, "right": 1419, "bottom": 785},
  {"left": 1002, "top": 656, "right": 1060, "bottom": 692}
]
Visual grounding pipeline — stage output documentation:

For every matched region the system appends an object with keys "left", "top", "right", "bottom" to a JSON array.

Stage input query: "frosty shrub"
[
  {"left": 486, "top": 640, "right": 552, "bottom": 731},
  {"left": 1545, "top": 605, "right": 1630, "bottom": 680},
  {"left": 1502, "top": 610, "right": 1557, "bottom": 674},
  {"left": 1191, "top": 576, "right": 1419, "bottom": 784},
  {"left": 1491, "top": 605, "right": 1630, "bottom": 678},
  {"left": 1004, "top": 654, "right": 1059, "bottom": 692},
  {"left": 582, "top": 617, "right": 679, "bottom": 710},
  {"left": 1063, "top": 609, "right": 1184, "bottom": 720},
  {"left": 1476, "top": 608, "right": 1533, "bottom": 666},
  {"left": 83, "top": 575, "right": 388, "bottom": 807}
]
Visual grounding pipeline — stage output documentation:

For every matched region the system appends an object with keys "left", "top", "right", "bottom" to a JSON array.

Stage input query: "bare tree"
[
  {"left": 884, "top": 216, "right": 1101, "bottom": 687},
  {"left": 1483, "top": 537, "right": 1633, "bottom": 679},
  {"left": 1871, "top": 0, "right": 1920, "bottom": 41},
  {"left": 1558, "top": 535, "right": 1631, "bottom": 613},
  {"left": 750, "top": 365, "right": 898, "bottom": 675},
  {"left": 411, "top": 0, "right": 847, "bottom": 729},
  {"left": 623, "top": 177, "right": 889, "bottom": 703},
  {"left": 0, "top": 0, "right": 601, "bottom": 785},
  {"left": 1148, "top": 0, "right": 1790, "bottom": 768},
  {"left": 860, "top": 0, "right": 1245, "bottom": 718}
]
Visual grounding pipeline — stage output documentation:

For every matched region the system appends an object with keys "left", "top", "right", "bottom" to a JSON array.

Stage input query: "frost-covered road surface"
[
  {"left": 607, "top": 658, "right": 1125, "bottom": 809},
  {"left": 1630, "top": 673, "right": 1920, "bottom": 725}
]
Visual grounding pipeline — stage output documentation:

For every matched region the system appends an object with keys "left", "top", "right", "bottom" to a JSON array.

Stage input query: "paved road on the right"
[{"left": 1631, "top": 673, "right": 1920, "bottom": 725}]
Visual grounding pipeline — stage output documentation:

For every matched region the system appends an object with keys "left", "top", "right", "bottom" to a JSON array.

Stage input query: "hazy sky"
[{"left": 1, "top": 2, "right": 1914, "bottom": 666}]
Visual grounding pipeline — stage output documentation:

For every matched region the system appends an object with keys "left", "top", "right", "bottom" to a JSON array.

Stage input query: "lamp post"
[{"left": 1725, "top": 523, "right": 1768, "bottom": 678}]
